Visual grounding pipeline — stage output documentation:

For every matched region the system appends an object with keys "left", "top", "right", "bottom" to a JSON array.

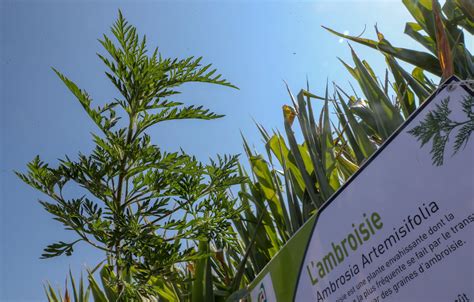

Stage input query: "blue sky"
[{"left": 0, "top": 0, "right": 453, "bottom": 300}]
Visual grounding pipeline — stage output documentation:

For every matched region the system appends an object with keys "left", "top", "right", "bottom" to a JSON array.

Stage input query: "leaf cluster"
[
  {"left": 16, "top": 10, "right": 244, "bottom": 298},
  {"left": 409, "top": 95, "right": 474, "bottom": 165}
]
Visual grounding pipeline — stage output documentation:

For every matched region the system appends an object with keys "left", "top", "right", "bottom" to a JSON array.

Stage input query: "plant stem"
[{"left": 114, "top": 112, "right": 136, "bottom": 295}]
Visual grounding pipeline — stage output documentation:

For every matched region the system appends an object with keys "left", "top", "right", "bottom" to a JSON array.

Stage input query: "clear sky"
[{"left": 0, "top": 0, "right": 458, "bottom": 300}]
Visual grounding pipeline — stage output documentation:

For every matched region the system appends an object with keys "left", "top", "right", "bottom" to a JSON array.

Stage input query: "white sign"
[
  {"left": 247, "top": 77, "right": 474, "bottom": 302},
  {"left": 294, "top": 79, "right": 474, "bottom": 301}
]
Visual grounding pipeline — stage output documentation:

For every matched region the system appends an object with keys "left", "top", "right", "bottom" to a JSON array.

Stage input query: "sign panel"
[{"left": 248, "top": 77, "right": 474, "bottom": 302}]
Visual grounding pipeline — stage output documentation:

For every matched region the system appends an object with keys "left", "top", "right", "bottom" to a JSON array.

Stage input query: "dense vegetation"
[{"left": 16, "top": 0, "right": 473, "bottom": 301}]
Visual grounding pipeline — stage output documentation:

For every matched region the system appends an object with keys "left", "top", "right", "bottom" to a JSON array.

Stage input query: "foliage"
[
  {"left": 324, "top": 0, "right": 473, "bottom": 80},
  {"left": 45, "top": 270, "right": 90, "bottom": 302},
  {"left": 225, "top": 0, "right": 473, "bottom": 298},
  {"left": 45, "top": 266, "right": 160, "bottom": 302},
  {"left": 16, "top": 11, "right": 244, "bottom": 300},
  {"left": 409, "top": 95, "right": 474, "bottom": 165},
  {"left": 20, "top": 0, "right": 474, "bottom": 300}
]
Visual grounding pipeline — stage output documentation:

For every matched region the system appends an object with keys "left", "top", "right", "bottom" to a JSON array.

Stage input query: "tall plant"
[{"left": 16, "top": 11, "right": 244, "bottom": 300}]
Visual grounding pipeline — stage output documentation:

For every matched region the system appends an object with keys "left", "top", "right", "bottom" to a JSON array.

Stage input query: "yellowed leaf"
[
  {"left": 282, "top": 105, "right": 296, "bottom": 126},
  {"left": 64, "top": 288, "right": 71, "bottom": 302},
  {"left": 433, "top": 0, "right": 454, "bottom": 79}
]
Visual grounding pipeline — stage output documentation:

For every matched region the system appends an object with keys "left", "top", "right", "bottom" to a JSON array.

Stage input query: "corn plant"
[
  {"left": 325, "top": 0, "right": 473, "bottom": 81},
  {"left": 224, "top": 0, "right": 473, "bottom": 298}
]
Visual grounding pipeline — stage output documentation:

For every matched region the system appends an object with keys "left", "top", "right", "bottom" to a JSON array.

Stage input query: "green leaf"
[
  {"left": 323, "top": 26, "right": 442, "bottom": 75},
  {"left": 87, "top": 271, "right": 109, "bottom": 302},
  {"left": 192, "top": 241, "right": 214, "bottom": 302}
]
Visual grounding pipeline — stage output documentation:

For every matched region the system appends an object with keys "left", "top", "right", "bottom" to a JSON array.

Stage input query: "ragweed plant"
[{"left": 16, "top": 11, "right": 244, "bottom": 300}]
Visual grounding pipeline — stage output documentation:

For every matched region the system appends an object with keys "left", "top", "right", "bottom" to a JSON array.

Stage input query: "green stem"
[{"left": 114, "top": 112, "right": 136, "bottom": 296}]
